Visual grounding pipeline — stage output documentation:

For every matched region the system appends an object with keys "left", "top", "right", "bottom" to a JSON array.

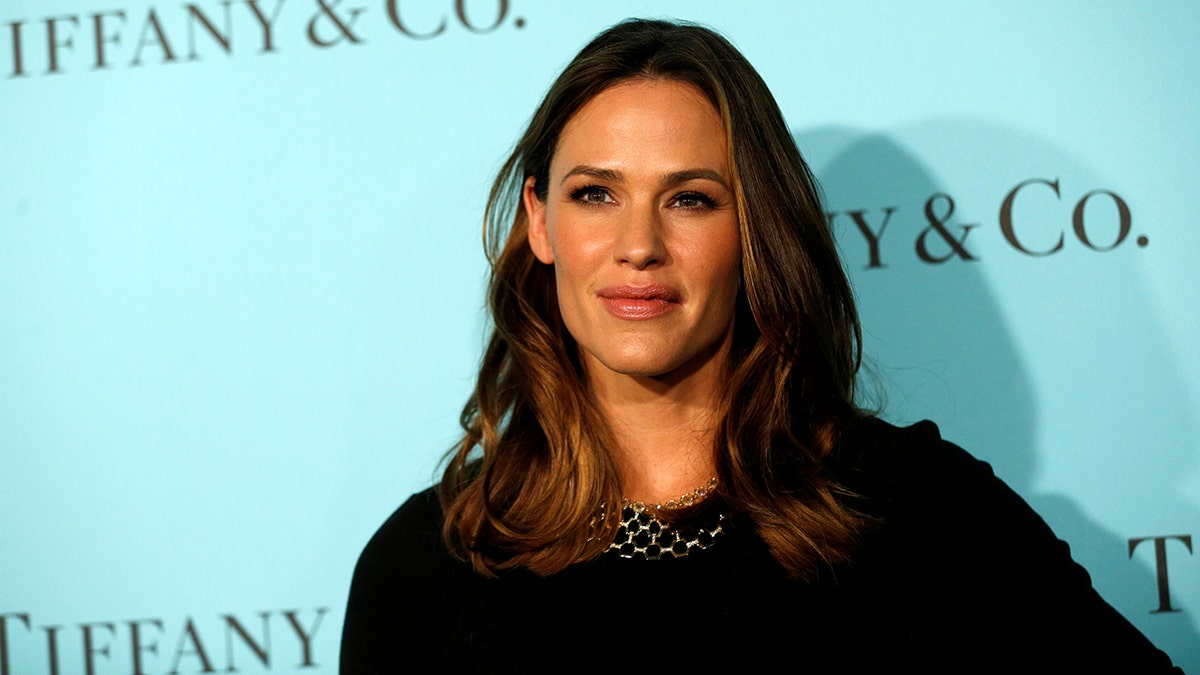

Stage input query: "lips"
[{"left": 597, "top": 284, "right": 680, "bottom": 320}]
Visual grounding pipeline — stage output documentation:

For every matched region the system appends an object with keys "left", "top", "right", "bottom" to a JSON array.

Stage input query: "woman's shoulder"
[
  {"left": 833, "top": 416, "right": 1059, "bottom": 545},
  {"left": 368, "top": 487, "right": 443, "bottom": 542},
  {"left": 833, "top": 416, "right": 991, "bottom": 503},
  {"left": 833, "top": 416, "right": 1181, "bottom": 671},
  {"left": 354, "top": 486, "right": 452, "bottom": 578},
  {"left": 341, "top": 486, "right": 465, "bottom": 672},
  {"left": 345, "top": 486, "right": 464, "bottom": 619},
  {"left": 838, "top": 416, "right": 971, "bottom": 466}
]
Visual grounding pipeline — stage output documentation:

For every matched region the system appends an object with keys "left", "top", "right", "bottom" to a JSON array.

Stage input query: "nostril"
[{"left": 613, "top": 218, "right": 667, "bottom": 269}]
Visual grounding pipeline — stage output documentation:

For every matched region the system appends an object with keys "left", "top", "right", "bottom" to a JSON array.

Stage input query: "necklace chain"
[{"left": 622, "top": 476, "right": 719, "bottom": 513}]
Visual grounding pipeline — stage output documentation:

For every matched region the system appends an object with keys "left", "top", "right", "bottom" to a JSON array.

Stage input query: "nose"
[{"left": 613, "top": 202, "right": 666, "bottom": 269}]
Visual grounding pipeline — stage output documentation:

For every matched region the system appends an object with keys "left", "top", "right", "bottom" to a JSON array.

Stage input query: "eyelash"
[
  {"left": 569, "top": 185, "right": 613, "bottom": 206},
  {"left": 670, "top": 191, "right": 717, "bottom": 210},
  {"left": 568, "top": 185, "right": 718, "bottom": 210}
]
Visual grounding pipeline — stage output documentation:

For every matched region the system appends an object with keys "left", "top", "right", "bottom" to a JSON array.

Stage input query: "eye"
[
  {"left": 569, "top": 185, "right": 615, "bottom": 206},
  {"left": 670, "top": 191, "right": 717, "bottom": 210}
]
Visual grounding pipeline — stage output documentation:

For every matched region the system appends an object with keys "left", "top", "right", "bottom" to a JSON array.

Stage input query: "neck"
[{"left": 585, "top": 335, "right": 731, "bottom": 504}]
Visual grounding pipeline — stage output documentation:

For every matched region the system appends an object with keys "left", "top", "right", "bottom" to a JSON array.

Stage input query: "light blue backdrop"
[{"left": 2, "top": 1, "right": 1197, "bottom": 672}]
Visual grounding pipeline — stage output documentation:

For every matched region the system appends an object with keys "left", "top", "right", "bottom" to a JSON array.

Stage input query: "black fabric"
[{"left": 340, "top": 419, "right": 1181, "bottom": 673}]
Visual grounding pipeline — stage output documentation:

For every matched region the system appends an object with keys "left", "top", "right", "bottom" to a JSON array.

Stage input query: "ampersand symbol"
[
  {"left": 916, "top": 193, "right": 978, "bottom": 263},
  {"left": 308, "top": 0, "right": 366, "bottom": 47}
]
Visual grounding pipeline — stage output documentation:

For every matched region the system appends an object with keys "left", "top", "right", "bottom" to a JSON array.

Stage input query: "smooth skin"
[{"left": 524, "top": 79, "right": 741, "bottom": 504}]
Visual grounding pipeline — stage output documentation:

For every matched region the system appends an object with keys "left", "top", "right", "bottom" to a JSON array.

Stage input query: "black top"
[{"left": 340, "top": 420, "right": 1181, "bottom": 673}]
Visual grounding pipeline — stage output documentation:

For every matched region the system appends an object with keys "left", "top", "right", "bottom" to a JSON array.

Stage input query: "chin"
[{"left": 588, "top": 344, "right": 694, "bottom": 380}]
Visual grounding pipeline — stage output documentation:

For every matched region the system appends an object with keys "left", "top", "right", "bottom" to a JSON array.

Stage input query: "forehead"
[{"left": 550, "top": 79, "right": 728, "bottom": 175}]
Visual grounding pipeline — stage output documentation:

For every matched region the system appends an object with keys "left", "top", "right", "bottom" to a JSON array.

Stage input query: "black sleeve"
[
  {"left": 340, "top": 489, "right": 453, "bottom": 674},
  {"left": 893, "top": 420, "right": 1182, "bottom": 672}
]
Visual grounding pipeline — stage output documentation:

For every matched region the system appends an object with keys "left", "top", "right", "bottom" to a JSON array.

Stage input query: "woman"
[{"left": 342, "top": 19, "right": 1180, "bottom": 672}]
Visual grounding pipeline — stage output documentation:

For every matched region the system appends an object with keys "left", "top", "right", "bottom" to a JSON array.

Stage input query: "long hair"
[{"left": 440, "top": 18, "right": 866, "bottom": 580}]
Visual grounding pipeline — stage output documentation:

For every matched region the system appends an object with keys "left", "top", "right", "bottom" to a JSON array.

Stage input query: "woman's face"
[{"left": 524, "top": 79, "right": 741, "bottom": 385}]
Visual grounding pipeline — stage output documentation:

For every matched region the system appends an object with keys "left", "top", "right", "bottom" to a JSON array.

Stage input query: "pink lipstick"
[{"left": 597, "top": 284, "right": 680, "bottom": 320}]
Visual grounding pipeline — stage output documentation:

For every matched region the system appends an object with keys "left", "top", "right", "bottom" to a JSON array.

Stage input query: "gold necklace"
[
  {"left": 608, "top": 477, "right": 724, "bottom": 560},
  {"left": 621, "top": 476, "right": 719, "bottom": 513}
]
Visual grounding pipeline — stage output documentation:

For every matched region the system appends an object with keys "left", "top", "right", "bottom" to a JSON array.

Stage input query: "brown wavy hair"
[{"left": 439, "top": 18, "right": 866, "bottom": 580}]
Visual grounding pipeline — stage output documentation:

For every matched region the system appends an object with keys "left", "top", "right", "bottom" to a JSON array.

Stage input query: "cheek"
[
  {"left": 547, "top": 223, "right": 608, "bottom": 284},
  {"left": 683, "top": 233, "right": 742, "bottom": 293},
  {"left": 716, "top": 262, "right": 743, "bottom": 315},
  {"left": 707, "top": 239, "right": 743, "bottom": 319},
  {"left": 548, "top": 234, "right": 596, "bottom": 322},
  {"left": 715, "top": 226, "right": 743, "bottom": 289}
]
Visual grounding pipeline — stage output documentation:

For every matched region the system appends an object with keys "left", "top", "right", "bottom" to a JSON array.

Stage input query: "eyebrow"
[{"left": 559, "top": 165, "right": 729, "bottom": 189}]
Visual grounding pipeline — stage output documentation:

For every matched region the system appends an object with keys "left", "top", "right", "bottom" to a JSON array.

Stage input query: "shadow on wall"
[{"left": 797, "top": 123, "right": 1200, "bottom": 669}]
